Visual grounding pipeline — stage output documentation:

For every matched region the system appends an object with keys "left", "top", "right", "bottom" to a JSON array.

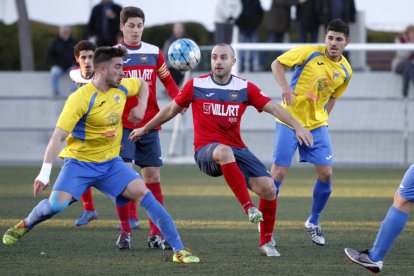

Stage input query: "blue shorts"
[
  {"left": 52, "top": 157, "right": 141, "bottom": 206},
  {"left": 120, "top": 128, "right": 163, "bottom": 167},
  {"left": 194, "top": 143, "right": 270, "bottom": 189},
  {"left": 398, "top": 164, "right": 414, "bottom": 201},
  {"left": 273, "top": 122, "right": 333, "bottom": 166}
]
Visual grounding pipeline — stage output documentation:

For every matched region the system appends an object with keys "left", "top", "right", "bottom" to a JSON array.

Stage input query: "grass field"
[{"left": 1, "top": 165, "right": 413, "bottom": 275}]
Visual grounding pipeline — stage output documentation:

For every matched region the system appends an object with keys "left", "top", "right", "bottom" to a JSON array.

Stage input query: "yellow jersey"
[
  {"left": 277, "top": 45, "right": 352, "bottom": 130},
  {"left": 57, "top": 78, "right": 141, "bottom": 162}
]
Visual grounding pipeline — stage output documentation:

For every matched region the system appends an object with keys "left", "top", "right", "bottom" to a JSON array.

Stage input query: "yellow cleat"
[
  {"left": 173, "top": 249, "right": 200, "bottom": 264},
  {"left": 3, "top": 220, "right": 29, "bottom": 246}
]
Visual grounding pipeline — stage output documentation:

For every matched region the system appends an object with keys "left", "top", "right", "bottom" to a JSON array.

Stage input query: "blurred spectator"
[
  {"left": 162, "top": 22, "right": 187, "bottom": 87},
  {"left": 214, "top": 0, "right": 242, "bottom": 44},
  {"left": 87, "top": 0, "right": 122, "bottom": 46},
  {"left": 296, "top": 0, "right": 320, "bottom": 42},
  {"left": 316, "top": 0, "right": 356, "bottom": 28},
  {"left": 45, "top": 25, "right": 77, "bottom": 97},
  {"left": 262, "top": 0, "right": 303, "bottom": 69},
  {"left": 236, "top": 0, "right": 263, "bottom": 72},
  {"left": 316, "top": 0, "right": 356, "bottom": 61},
  {"left": 391, "top": 25, "right": 414, "bottom": 98}
]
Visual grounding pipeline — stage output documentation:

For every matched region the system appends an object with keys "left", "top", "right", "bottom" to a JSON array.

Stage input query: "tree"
[{"left": 15, "top": 0, "right": 34, "bottom": 71}]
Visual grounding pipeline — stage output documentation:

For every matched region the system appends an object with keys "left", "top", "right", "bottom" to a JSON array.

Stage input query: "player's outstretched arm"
[
  {"left": 34, "top": 127, "right": 69, "bottom": 197},
  {"left": 129, "top": 100, "right": 183, "bottom": 141},
  {"left": 263, "top": 100, "right": 313, "bottom": 147},
  {"left": 128, "top": 79, "right": 149, "bottom": 125},
  {"left": 271, "top": 59, "right": 297, "bottom": 106}
]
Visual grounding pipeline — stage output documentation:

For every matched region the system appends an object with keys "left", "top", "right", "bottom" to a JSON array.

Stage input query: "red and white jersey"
[
  {"left": 69, "top": 66, "right": 94, "bottom": 87},
  {"left": 175, "top": 74, "right": 272, "bottom": 151},
  {"left": 115, "top": 41, "right": 179, "bottom": 129}
]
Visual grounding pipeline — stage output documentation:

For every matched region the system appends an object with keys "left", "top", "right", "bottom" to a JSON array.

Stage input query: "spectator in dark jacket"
[
  {"left": 262, "top": 0, "right": 303, "bottom": 69},
  {"left": 236, "top": 0, "right": 263, "bottom": 72},
  {"left": 87, "top": 0, "right": 122, "bottom": 47},
  {"left": 316, "top": 0, "right": 356, "bottom": 28},
  {"left": 296, "top": 0, "right": 320, "bottom": 42},
  {"left": 45, "top": 25, "right": 77, "bottom": 97}
]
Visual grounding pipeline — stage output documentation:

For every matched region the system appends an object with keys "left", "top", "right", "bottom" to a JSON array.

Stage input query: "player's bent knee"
[
  {"left": 49, "top": 192, "right": 71, "bottom": 212},
  {"left": 213, "top": 144, "right": 235, "bottom": 163}
]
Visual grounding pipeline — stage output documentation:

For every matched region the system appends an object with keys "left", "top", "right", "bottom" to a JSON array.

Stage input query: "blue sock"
[
  {"left": 369, "top": 206, "right": 409, "bottom": 262},
  {"left": 24, "top": 199, "right": 58, "bottom": 229},
  {"left": 140, "top": 192, "right": 184, "bottom": 252},
  {"left": 309, "top": 179, "right": 332, "bottom": 225},
  {"left": 274, "top": 180, "right": 282, "bottom": 197}
]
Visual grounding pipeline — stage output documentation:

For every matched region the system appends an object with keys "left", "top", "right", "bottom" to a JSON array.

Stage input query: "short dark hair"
[
  {"left": 120, "top": 6, "right": 145, "bottom": 25},
  {"left": 93, "top": 46, "right": 128, "bottom": 68},
  {"left": 74, "top": 40, "right": 97, "bottom": 57},
  {"left": 326, "top": 19, "right": 350, "bottom": 37}
]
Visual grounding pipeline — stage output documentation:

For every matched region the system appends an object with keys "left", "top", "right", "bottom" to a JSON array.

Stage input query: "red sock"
[
  {"left": 128, "top": 201, "right": 138, "bottom": 221},
  {"left": 259, "top": 198, "right": 277, "bottom": 246},
  {"left": 116, "top": 203, "right": 131, "bottom": 233},
  {"left": 146, "top": 182, "right": 163, "bottom": 236},
  {"left": 221, "top": 162, "right": 254, "bottom": 214},
  {"left": 80, "top": 188, "right": 95, "bottom": 211}
]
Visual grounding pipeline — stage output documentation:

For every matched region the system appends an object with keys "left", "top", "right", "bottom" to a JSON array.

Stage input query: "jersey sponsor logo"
[
  {"left": 206, "top": 92, "right": 215, "bottom": 97},
  {"left": 317, "top": 62, "right": 325, "bottom": 65},
  {"left": 124, "top": 69, "right": 153, "bottom": 81},
  {"left": 203, "top": 102, "right": 240, "bottom": 116},
  {"left": 230, "top": 91, "right": 239, "bottom": 100},
  {"left": 113, "top": 94, "right": 121, "bottom": 104},
  {"left": 326, "top": 155, "right": 333, "bottom": 160},
  {"left": 333, "top": 71, "right": 339, "bottom": 80},
  {"left": 98, "top": 101, "right": 106, "bottom": 107},
  {"left": 399, "top": 184, "right": 405, "bottom": 189},
  {"left": 123, "top": 58, "right": 132, "bottom": 64}
]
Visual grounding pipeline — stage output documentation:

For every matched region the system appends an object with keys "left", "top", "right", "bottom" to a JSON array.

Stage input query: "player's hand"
[
  {"left": 281, "top": 86, "right": 297, "bottom": 106},
  {"left": 33, "top": 179, "right": 49, "bottom": 197},
  {"left": 296, "top": 127, "right": 313, "bottom": 147},
  {"left": 128, "top": 127, "right": 146, "bottom": 142},
  {"left": 128, "top": 106, "right": 144, "bottom": 125}
]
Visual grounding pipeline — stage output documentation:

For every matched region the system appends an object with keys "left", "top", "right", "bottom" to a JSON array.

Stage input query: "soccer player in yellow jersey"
[
  {"left": 270, "top": 19, "right": 352, "bottom": 246},
  {"left": 2, "top": 46, "right": 199, "bottom": 264}
]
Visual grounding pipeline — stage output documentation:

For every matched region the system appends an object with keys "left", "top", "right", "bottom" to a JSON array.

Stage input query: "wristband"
[{"left": 35, "top": 163, "right": 52, "bottom": 184}]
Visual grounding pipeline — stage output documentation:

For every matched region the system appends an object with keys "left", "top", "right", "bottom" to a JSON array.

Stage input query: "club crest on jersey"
[
  {"left": 140, "top": 54, "right": 148, "bottom": 63},
  {"left": 229, "top": 91, "right": 239, "bottom": 101},
  {"left": 113, "top": 94, "right": 121, "bottom": 104},
  {"left": 333, "top": 71, "right": 339, "bottom": 80},
  {"left": 203, "top": 103, "right": 211, "bottom": 114}
]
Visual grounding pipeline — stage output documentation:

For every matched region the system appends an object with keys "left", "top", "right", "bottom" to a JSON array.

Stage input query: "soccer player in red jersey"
[
  {"left": 113, "top": 6, "right": 181, "bottom": 250},
  {"left": 129, "top": 43, "right": 313, "bottom": 256}
]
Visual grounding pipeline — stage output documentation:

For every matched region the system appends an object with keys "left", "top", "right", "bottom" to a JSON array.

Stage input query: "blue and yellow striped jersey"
[
  {"left": 277, "top": 45, "right": 352, "bottom": 130},
  {"left": 57, "top": 78, "right": 141, "bottom": 162}
]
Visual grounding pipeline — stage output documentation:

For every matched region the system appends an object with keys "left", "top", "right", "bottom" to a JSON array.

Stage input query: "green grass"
[{"left": 1, "top": 165, "right": 413, "bottom": 275}]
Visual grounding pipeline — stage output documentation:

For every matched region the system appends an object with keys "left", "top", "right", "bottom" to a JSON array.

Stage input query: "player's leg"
[
  {"left": 270, "top": 122, "right": 299, "bottom": 196},
  {"left": 75, "top": 188, "right": 98, "bottom": 226},
  {"left": 2, "top": 159, "right": 88, "bottom": 245},
  {"left": 234, "top": 147, "right": 279, "bottom": 256},
  {"left": 134, "top": 130, "right": 169, "bottom": 249},
  {"left": 344, "top": 191, "right": 413, "bottom": 273},
  {"left": 355, "top": 165, "right": 414, "bottom": 270},
  {"left": 117, "top": 128, "right": 140, "bottom": 231},
  {"left": 301, "top": 126, "right": 333, "bottom": 246},
  {"left": 195, "top": 143, "right": 257, "bottom": 218},
  {"left": 99, "top": 158, "right": 199, "bottom": 263},
  {"left": 3, "top": 191, "right": 73, "bottom": 245}
]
